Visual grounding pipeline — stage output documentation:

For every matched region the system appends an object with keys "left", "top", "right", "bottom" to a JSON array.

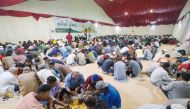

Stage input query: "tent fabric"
[
  {"left": 95, "top": 0, "right": 187, "bottom": 27},
  {"left": 0, "top": 9, "right": 114, "bottom": 25},
  {"left": 0, "top": 0, "right": 114, "bottom": 24},
  {"left": 0, "top": 0, "right": 26, "bottom": 7}
]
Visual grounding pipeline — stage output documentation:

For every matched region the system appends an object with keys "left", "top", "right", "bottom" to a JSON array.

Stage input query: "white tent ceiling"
[{"left": 0, "top": 0, "right": 114, "bottom": 24}]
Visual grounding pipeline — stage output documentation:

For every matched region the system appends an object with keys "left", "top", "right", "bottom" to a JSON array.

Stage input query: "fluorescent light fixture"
[{"left": 150, "top": 21, "right": 156, "bottom": 24}]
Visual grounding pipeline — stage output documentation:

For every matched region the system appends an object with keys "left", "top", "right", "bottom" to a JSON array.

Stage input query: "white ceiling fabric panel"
[{"left": 0, "top": 0, "right": 114, "bottom": 24}]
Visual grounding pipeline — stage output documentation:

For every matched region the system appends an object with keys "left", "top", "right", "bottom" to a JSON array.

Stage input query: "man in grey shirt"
[
  {"left": 126, "top": 54, "right": 141, "bottom": 77},
  {"left": 161, "top": 73, "right": 190, "bottom": 99}
]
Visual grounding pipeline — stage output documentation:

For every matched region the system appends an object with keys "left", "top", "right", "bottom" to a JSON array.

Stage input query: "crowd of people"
[{"left": 0, "top": 33, "right": 189, "bottom": 109}]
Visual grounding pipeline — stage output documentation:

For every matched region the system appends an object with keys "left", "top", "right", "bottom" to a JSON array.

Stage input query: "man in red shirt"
[
  {"left": 83, "top": 74, "right": 103, "bottom": 91},
  {"left": 66, "top": 32, "right": 73, "bottom": 44}
]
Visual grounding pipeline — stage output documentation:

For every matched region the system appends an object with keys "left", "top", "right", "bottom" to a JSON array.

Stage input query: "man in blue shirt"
[
  {"left": 64, "top": 71, "right": 85, "bottom": 95},
  {"left": 101, "top": 56, "right": 114, "bottom": 74},
  {"left": 95, "top": 81, "right": 121, "bottom": 109},
  {"left": 48, "top": 46, "right": 61, "bottom": 57}
]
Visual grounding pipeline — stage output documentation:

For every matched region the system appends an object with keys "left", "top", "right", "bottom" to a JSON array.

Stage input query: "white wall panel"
[
  {"left": 173, "top": 0, "right": 190, "bottom": 42},
  {"left": 0, "top": 16, "right": 174, "bottom": 43}
]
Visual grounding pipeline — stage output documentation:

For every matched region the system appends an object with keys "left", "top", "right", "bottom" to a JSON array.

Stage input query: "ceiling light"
[
  {"left": 150, "top": 21, "right": 156, "bottom": 24},
  {"left": 109, "top": 0, "right": 113, "bottom": 1},
  {"left": 150, "top": 9, "right": 153, "bottom": 13},
  {"left": 124, "top": 12, "right": 128, "bottom": 15},
  {"left": 115, "top": 26, "right": 120, "bottom": 31},
  {"left": 95, "top": 22, "right": 98, "bottom": 27}
]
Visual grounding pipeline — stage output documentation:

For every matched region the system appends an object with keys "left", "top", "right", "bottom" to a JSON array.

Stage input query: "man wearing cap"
[
  {"left": 95, "top": 81, "right": 121, "bottom": 109},
  {"left": 64, "top": 71, "right": 85, "bottom": 95},
  {"left": 83, "top": 74, "right": 103, "bottom": 91},
  {"left": 161, "top": 73, "right": 190, "bottom": 99},
  {"left": 150, "top": 62, "right": 173, "bottom": 86}
]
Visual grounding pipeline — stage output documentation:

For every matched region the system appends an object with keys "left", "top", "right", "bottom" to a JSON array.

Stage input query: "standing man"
[{"left": 66, "top": 32, "right": 73, "bottom": 45}]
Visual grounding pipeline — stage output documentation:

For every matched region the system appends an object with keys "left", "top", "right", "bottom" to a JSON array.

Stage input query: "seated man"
[
  {"left": 83, "top": 95, "right": 97, "bottom": 109},
  {"left": 120, "top": 46, "right": 128, "bottom": 55},
  {"left": 18, "top": 67, "right": 39, "bottom": 96},
  {"left": 83, "top": 74, "right": 103, "bottom": 91},
  {"left": 114, "top": 56, "right": 127, "bottom": 80},
  {"left": 170, "top": 60, "right": 181, "bottom": 76},
  {"left": 179, "top": 54, "right": 188, "bottom": 63},
  {"left": 64, "top": 71, "right": 85, "bottom": 95},
  {"left": 14, "top": 51, "right": 27, "bottom": 64},
  {"left": 101, "top": 56, "right": 114, "bottom": 74},
  {"left": 47, "top": 61, "right": 62, "bottom": 81},
  {"left": 150, "top": 62, "right": 173, "bottom": 86},
  {"left": 183, "top": 56, "right": 190, "bottom": 64},
  {"left": 0, "top": 46, "right": 5, "bottom": 55},
  {"left": 125, "top": 54, "right": 141, "bottom": 77},
  {"left": 48, "top": 46, "right": 61, "bottom": 57},
  {"left": 145, "top": 62, "right": 160, "bottom": 76},
  {"left": 95, "top": 81, "right": 121, "bottom": 109},
  {"left": 143, "top": 43, "right": 153, "bottom": 60},
  {"left": 43, "top": 57, "right": 65, "bottom": 65},
  {"left": 59, "top": 43, "right": 70, "bottom": 59},
  {"left": 177, "top": 62, "right": 190, "bottom": 73},
  {"left": 33, "top": 53, "right": 43, "bottom": 70},
  {"left": 77, "top": 49, "right": 86, "bottom": 66},
  {"left": 87, "top": 49, "right": 96, "bottom": 63},
  {"left": 66, "top": 51, "right": 77, "bottom": 65},
  {"left": 104, "top": 44, "right": 112, "bottom": 54},
  {"left": 97, "top": 54, "right": 107, "bottom": 67},
  {"left": 37, "top": 68, "right": 60, "bottom": 83},
  {"left": 153, "top": 49, "right": 167, "bottom": 62},
  {"left": 16, "top": 84, "right": 53, "bottom": 109},
  {"left": 0, "top": 68, "right": 19, "bottom": 96},
  {"left": 54, "top": 63, "right": 72, "bottom": 79},
  {"left": 2, "top": 50, "right": 15, "bottom": 70},
  {"left": 24, "top": 58, "right": 36, "bottom": 72},
  {"left": 161, "top": 73, "right": 190, "bottom": 99},
  {"left": 157, "top": 54, "right": 171, "bottom": 63},
  {"left": 46, "top": 76, "right": 68, "bottom": 107}
]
